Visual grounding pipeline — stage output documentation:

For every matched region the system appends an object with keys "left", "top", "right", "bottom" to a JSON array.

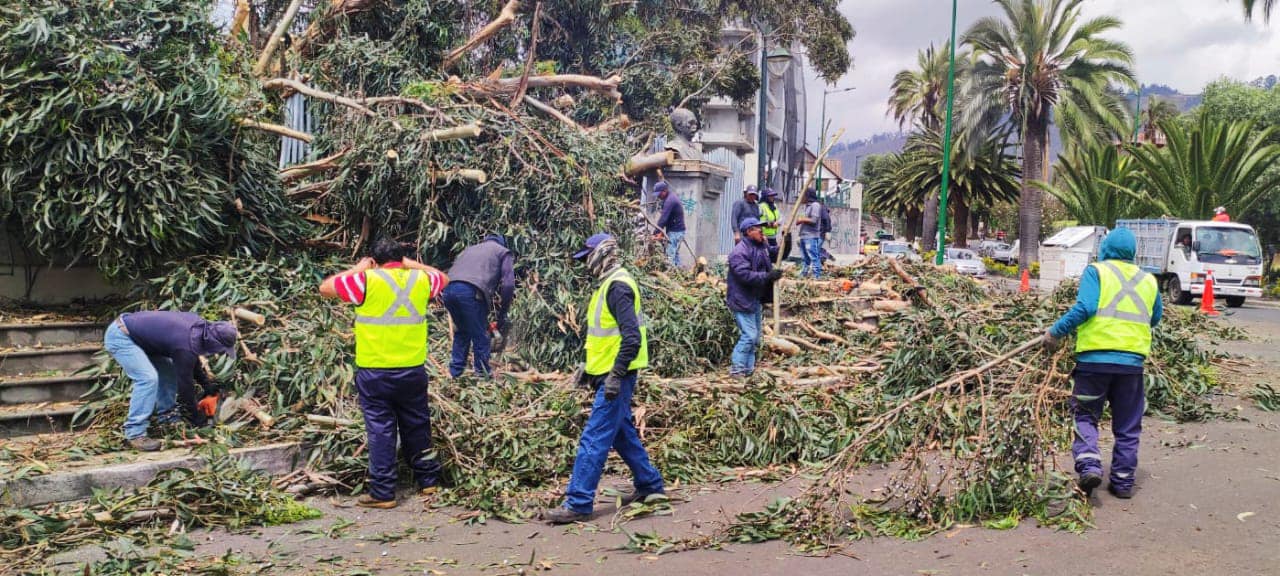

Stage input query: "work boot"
[
  {"left": 543, "top": 507, "right": 591, "bottom": 525},
  {"left": 620, "top": 490, "right": 668, "bottom": 507},
  {"left": 1107, "top": 484, "right": 1133, "bottom": 499},
  {"left": 127, "top": 436, "right": 162, "bottom": 452},
  {"left": 356, "top": 495, "right": 397, "bottom": 509},
  {"left": 1077, "top": 472, "right": 1103, "bottom": 496}
]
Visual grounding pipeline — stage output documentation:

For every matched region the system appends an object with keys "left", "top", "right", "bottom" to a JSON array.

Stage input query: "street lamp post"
[
  {"left": 935, "top": 0, "right": 958, "bottom": 265},
  {"left": 755, "top": 26, "right": 793, "bottom": 191},
  {"left": 817, "top": 86, "right": 856, "bottom": 193}
]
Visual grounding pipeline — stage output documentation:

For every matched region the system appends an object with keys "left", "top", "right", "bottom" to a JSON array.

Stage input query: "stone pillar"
[{"left": 663, "top": 159, "right": 731, "bottom": 264}]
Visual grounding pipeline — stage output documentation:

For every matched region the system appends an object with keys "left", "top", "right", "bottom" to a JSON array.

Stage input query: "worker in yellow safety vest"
[
  {"left": 759, "top": 187, "right": 783, "bottom": 259},
  {"left": 320, "top": 237, "right": 450, "bottom": 509},
  {"left": 1044, "top": 227, "right": 1162, "bottom": 500},
  {"left": 544, "top": 233, "right": 666, "bottom": 524}
]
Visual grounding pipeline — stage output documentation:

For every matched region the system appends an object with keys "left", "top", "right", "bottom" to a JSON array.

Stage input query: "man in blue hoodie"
[
  {"left": 1045, "top": 227, "right": 1162, "bottom": 499},
  {"left": 653, "top": 182, "right": 686, "bottom": 267},
  {"left": 727, "top": 218, "right": 783, "bottom": 377}
]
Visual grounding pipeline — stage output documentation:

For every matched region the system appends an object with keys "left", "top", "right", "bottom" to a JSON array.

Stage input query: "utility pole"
[
  {"left": 817, "top": 86, "right": 856, "bottom": 193},
  {"left": 757, "top": 28, "right": 770, "bottom": 190},
  {"left": 935, "top": 0, "right": 958, "bottom": 265}
]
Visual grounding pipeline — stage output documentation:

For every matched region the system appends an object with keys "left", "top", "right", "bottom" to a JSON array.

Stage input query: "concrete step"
[
  {"left": 0, "top": 345, "right": 102, "bottom": 377},
  {"left": 0, "top": 442, "right": 303, "bottom": 507},
  {"left": 0, "top": 321, "right": 104, "bottom": 348},
  {"left": 0, "top": 401, "right": 84, "bottom": 438},
  {"left": 0, "top": 373, "right": 101, "bottom": 404}
]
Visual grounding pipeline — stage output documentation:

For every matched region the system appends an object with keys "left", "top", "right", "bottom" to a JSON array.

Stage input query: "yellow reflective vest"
[
  {"left": 584, "top": 268, "right": 649, "bottom": 375},
  {"left": 1075, "top": 261, "right": 1158, "bottom": 357},
  {"left": 354, "top": 268, "right": 430, "bottom": 368},
  {"left": 759, "top": 202, "right": 779, "bottom": 237}
]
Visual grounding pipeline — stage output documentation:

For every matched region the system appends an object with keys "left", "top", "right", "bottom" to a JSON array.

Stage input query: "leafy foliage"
[
  {"left": 1036, "top": 140, "right": 1148, "bottom": 226},
  {"left": 0, "top": 0, "right": 306, "bottom": 278},
  {"left": 1123, "top": 117, "right": 1280, "bottom": 220}
]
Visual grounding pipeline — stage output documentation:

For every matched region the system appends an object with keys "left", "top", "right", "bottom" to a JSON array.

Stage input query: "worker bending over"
[
  {"left": 320, "top": 238, "right": 449, "bottom": 508},
  {"left": 1045, "top": 227, "right": 1161, "bottom": 499},
  {"left": 545, "top": 233, "right": 666, "bottom": 524},
  {"left": 443, "top": 234, "right": 515, "bottom": 378},
  {"left": 105, "top": 311, "right": 238, "bottom": 451}
]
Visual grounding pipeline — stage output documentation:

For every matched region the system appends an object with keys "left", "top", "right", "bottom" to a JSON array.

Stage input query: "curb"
[{"left": 0, "top": 442, "right": 303, "bottom": 507}]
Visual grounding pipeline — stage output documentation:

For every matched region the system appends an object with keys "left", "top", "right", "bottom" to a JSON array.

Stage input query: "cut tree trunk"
[
  {"left": 252, "top": 0, "right": 306, "bottom": 76},
  {"left": 442, "top": 0, "right": 521, "bottom": 70},
  {"left": 921, "top": 191, "right": 940, "bottom": 252},
  {"left": 625, "top": 151, "right": 674, "bottom": 176},
  {"left": 1019, "top": 117, "right": 1048, "bottom": 270}
]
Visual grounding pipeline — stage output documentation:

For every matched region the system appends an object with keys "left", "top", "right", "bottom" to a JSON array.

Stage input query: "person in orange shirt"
[{"left": 1212, "top": 206, "right": 1230, "bottom": 222}]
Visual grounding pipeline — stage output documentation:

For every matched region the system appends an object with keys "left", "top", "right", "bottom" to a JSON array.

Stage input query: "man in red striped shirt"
[{"left": 320, "top": 238, "right": 449, "bottom": 508}]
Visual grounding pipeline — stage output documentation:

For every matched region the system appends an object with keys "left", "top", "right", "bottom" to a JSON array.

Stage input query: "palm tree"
[
  {"left": 1124, "top": 116, "right": 1280, "bottom": 219},
  {"left": 963, "top": 0, "right": 1135, "bottom": 269},
  {"left": 1034, "top": 141, "right": 1149, "bottom": 227},
  {"left": 1140, "top": 96, "right": 1179, "bottom": 145},
  {"left": 863, "top": 152, "right": 924, "bottom": 240},
  {"left": 887, "top": 44, "right": 973, "bottom": 250},
  {"left": 1242, "top": 0, "right": 1275, "bottom": 21}
]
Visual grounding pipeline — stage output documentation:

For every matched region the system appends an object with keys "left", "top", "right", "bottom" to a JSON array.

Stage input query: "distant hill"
[{"left": 835, "top": 83, "right": 1205, "bottom": 180}]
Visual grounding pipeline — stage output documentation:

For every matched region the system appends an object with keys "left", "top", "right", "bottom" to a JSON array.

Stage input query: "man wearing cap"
[
  {"left": 796, "top": 188, "right": 824, "bottom": 279},
  {"left": 104, "top": 311, "right": 239, "bottom": 451},
  {"left": 443, "top": 235, "right": 516, "bottom": 378},
  {"left": 1044, "top": 227, "right": 1162, "bottom": 500},
  {"left": 545, "top": 233, "right": 666, "bottom": 524},
  {"left": 759, "top": 188, "right": 783, "bottom": 259},
  {"left": 732, "top": 186, "right": 762, "bottom": 244},
  {"left": 320, "top": 237, "right": 450, "bottom": 509},
  {"left": 727, "top": 218, "right": 783, "bottom": 377},
  {"left": 1212, "top": 206, "right": 1231, "bottom": 222},
  {"left": 653, "top": 182, "right": 686, "bottom": 267}
]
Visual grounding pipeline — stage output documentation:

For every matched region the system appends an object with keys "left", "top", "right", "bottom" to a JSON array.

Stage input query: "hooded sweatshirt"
[{"left": 1049, "top": 227, "right": 1163, "bottom": 368}]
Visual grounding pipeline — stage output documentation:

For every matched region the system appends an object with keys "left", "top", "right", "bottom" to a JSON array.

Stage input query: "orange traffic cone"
[
  {"left": 1200, "top": 270, "right": 1219, "bottom": 316},
  {"left": 1019, "top": 269, "right": 1031, "bottom": 293}
]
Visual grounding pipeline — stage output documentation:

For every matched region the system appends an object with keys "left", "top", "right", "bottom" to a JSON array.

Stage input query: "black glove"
[
  {"left": 573, "top": 364, "right": 589, "bottom": 388},
  {"left": 766, "top": 269, "right": 784, "bottom": 282},
  {"left": 604, "top": 374, "right": 623, "bottom": 401},
  {"left": 1043, "top": 329, "right": 1062, "bottom": 352}
]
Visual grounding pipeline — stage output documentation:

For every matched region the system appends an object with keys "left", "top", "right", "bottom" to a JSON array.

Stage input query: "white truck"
[{"left": 1118, "top": 219, "right": 1265, "bottom": 307}]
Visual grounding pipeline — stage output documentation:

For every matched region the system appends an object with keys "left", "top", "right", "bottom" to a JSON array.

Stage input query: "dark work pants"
[
  {"left": 1071, "top": 363, "right": 1145, "bottom": 491},
  {"left": 356, "top": 367, "right": 442, "bottom": 501},
  {"left": 442, "top": 282, "right": 492, "bottom": 378}
]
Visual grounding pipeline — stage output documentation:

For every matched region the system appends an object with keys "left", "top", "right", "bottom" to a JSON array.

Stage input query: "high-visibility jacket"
[
  {"left": 354, "top": 268, "right": 430, "bottom": 368},
  {"left": 1076, "top": 261, "right": 1158, "bottom": 357},
  {"left": 759, "top": 202, "right": 779, "bottom": 237},
  {"left": 584, "top": 268, "right": 649, "bottom": 375}
]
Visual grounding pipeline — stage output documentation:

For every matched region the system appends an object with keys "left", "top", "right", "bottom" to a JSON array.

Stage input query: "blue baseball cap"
[
  {"left": 762, "top": 187, "right": 778, "bottom": 199},
  {"left": 744, "top": 185, "right": 759, "bottom": 197},
  {"left": 739, "top": 217, "right": 763, "bottom": 233},
  {"left": 573, "top": 233, "right": 613, "bottom": 260},
  {"left": 654, "top": 181, "right": 669, "bottom": 194}
]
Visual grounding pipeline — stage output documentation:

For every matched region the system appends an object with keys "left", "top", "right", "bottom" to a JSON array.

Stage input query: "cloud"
[{"left": 805, "top": 0, "right": 1280, "bottom": 146}]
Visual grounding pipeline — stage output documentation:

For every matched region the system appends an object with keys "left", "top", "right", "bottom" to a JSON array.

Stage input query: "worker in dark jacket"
[
  {"left": 444, "top": 235, "right": 516, "bottom": 378},
  {"left": 727, "top": 218, "right": 783, "bottom": 377},
  {"left": 1045, "top": 227, "right": 1162, "bottom": 499},
  {"left": 731, "top": 186, "right": 762, "bottom": 243},
  {"left": 544, "top": 233, "right": 666, "bottom": 524},
  {"left": 653, "top": 182, "right": 686, "bottom": 267},
  {"left": 104, "top": 311, "right": 238, "bottom": 451},
  {"left": 320, "top": 238, "right": 450, "bottom": 508}
]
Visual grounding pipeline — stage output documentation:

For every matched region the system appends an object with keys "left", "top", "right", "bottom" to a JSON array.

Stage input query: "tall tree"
[
  {"left": 963, "top": 0, "right": 1135, "bottom": 269},
  {"left": 887, "top": 44, "right": 971, "bottom": 250},
  {"left": 1242, "top": 0, "right": 1275, "bottom": 21},
  {"left": 1141, "top": 96, "right": 1179, "bottom": 144},
  {"left": 1124, "top": 117, "right": 1280, "bottom": 220},
  {"left": 1035, "top": 141, "right": 1148, "bottom": 227}
]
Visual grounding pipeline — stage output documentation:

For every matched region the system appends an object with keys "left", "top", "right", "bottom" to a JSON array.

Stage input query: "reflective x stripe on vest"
[
  {"left": 1075, "top": 260, "right": 1157, "bottom": 357},
  {"left": 584, "top": 268, "right": 650, "bottom": 375},
  {"left": 354, "top": 268, "right": 430, "bottom": 368},
  {"left": 1095, "top": 261, "right": 1153, "bottom": 324}
]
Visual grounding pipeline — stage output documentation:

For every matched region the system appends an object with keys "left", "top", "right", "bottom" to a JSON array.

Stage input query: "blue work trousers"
[
  {"left": 1071, "top": 364, "right": 1145, "bottom": 491},
  {"left": 356, "top": 367, "right": 442, "bottom": 501},
  {"left": 563, "top": 373, "right": 665, "bottom": 514},
  {"left": 105, "top": 321, "right": 179, "bottom": 440},
  {"left": 666, "top": 230, "right": 686, "bottom": 268},
  {"left": 730, "top": 303, "right": 763, "bottom": 375},
  {"left": 442, "top": 282, "right": 492, "bottom": 378}
]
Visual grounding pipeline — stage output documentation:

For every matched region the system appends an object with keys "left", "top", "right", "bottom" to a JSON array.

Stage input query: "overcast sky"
[{"left": 805, "top": 0, "right": 1280, "bottom": 146}]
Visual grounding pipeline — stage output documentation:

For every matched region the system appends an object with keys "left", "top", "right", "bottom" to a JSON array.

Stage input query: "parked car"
[
  {"left": 976, "top": 240, "right": 1003, "bottom": 258},
  {"left": 990, "top": 240, "right": 1018, "bottom": 265},
  {"left": 943, "top": 248, "right": 987, "bottom": 277},
  {"left": 879, "top": 241, "right": 922, "bottom": 263}
]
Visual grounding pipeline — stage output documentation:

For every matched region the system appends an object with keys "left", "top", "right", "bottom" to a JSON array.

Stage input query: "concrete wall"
[
  {"left": 0, "top": 227, "right": 127, "bottom": 304},
  {"left": 777, "top": 202, "right": 863, "bottom": 255}
]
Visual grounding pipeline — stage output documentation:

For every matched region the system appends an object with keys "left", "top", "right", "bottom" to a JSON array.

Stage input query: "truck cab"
[{"left": 1121, "top": 219, "right": 1264, "bottom": 307}]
